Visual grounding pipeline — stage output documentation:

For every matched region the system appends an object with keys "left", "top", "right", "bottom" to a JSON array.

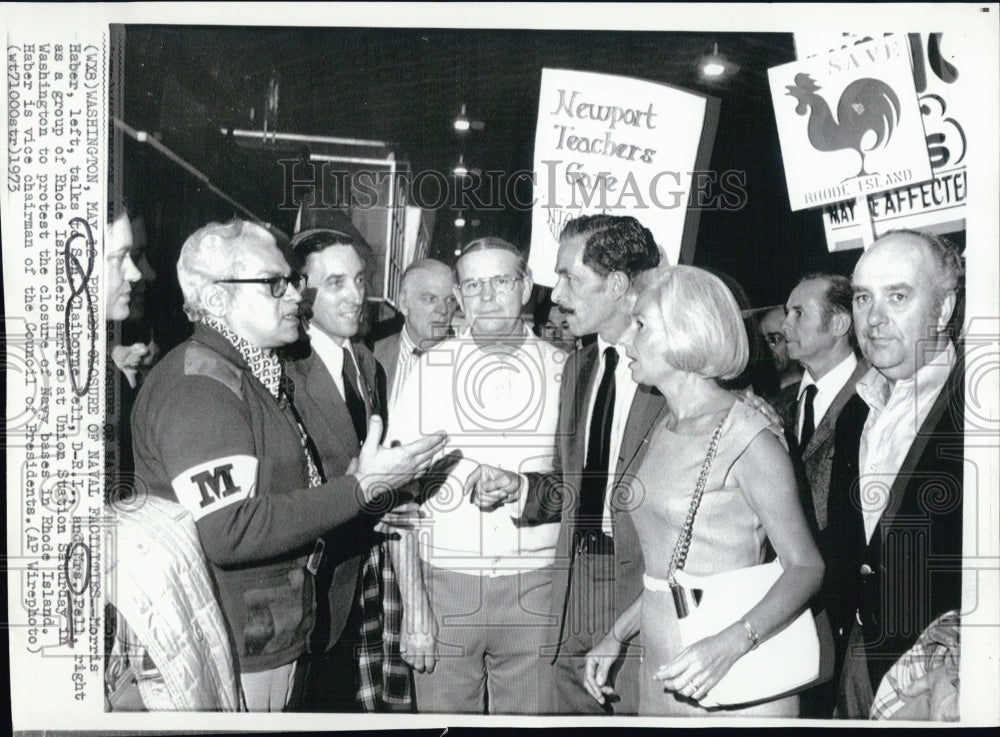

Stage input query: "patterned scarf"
[{"left": 201, "top": 317, "right": 322, "bottom": 488}]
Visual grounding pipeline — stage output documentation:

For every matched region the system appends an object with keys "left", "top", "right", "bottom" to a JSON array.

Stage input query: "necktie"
[
  {"left": 799, "top": 383, "right": 819, "bottom": 450},
  {"left": 342, "top": 347, "right": 369, "bottom": 445},
  {"left": 577, "top": 347, "right": 617, "bottom": 536}
]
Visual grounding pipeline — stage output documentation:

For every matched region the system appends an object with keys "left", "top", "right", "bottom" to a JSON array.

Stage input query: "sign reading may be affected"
[
  {"left": 768, "top": 34, "right": 932, "bottom": 212},
  {"left": 529, "top": 68, "right": 712, "bottom": 284}
]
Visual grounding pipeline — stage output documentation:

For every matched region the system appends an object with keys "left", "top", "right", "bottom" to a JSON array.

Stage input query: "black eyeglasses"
[{"left": 215, "top": 273, "right": 308, "bottom": 298}]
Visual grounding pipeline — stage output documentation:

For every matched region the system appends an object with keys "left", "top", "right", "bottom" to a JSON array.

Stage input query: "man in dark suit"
[
  {"left": 782, "top": 274, "right": 867, "bottom": 540},
  {"left": 374, "top": 259, "right": 456, "bottom": 412},
  {"left": 286, "top": 229, "right": 429, "bottom": 712},
  {"left": 827, "top": 230, "right": 964, "bottom": 718},
  {"left": 529, "top": 215, "right": 663, "bottom": 714},
  {"left": 780, "top": 272, "right": 867, "bottom": 717}
]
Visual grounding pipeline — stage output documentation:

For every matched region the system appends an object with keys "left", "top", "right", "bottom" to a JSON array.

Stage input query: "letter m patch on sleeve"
[{"left": 171, "top": 455, "right": 258, "bottom": 521}]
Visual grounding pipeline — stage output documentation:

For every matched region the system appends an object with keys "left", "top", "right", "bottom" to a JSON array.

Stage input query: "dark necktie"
[
  {"left": 799, "top": 383, "right": 819, "bottom": 450},
  {"left": 577, "top": 347, "right": 618, "bottom": 536},
  {"left": 342, "top": 347, "right": 369, "bottom": 445}
]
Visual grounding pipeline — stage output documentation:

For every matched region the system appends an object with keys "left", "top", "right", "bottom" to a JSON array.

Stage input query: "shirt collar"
[
  {"left": 459, "top": 323, "right": 531, "bottom": 353},
  {"left": 799, "top": 351, "right": 858, "bottom": 400},
  {"left": 200, "top": 317, "right": 283, "bottom": 400},
  {"left": 399, "top": 326, "right": 419, "bottom": 356},
  {"left": 857, "top": 341, "right": 955, "bottom": 411},
  {"left": 307, "top": 324, "right": 355, "bottom": 375},
  {"left": 596, "top": 335, "right": 630, "bottom": 372}
]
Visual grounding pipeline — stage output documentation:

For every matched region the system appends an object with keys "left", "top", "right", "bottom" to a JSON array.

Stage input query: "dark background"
[{"left": 119, "top": 25, "right": 866, "bottom": 350}]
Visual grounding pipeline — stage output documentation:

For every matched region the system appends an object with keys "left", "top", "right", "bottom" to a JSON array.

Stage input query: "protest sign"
[
  {"left": 769, "top": 34, "right": 932, "bottom": 212},
  {"left": 529, "top": 68, "right": 717, "bottom": 283}
]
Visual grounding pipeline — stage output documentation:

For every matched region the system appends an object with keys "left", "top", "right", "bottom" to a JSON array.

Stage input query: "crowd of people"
[{"left": 103, "top": 211, "right": 965, "bottom": 720}]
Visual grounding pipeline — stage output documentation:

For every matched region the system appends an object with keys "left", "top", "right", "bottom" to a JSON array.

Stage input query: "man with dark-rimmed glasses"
[{"left": 131, "top": 219, "right": 446, "bottom": 711}]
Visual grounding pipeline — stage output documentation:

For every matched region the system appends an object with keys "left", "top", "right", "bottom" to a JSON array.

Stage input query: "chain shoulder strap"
[{"left": 666, "top": 416, "right": 727, "bottom": 585}]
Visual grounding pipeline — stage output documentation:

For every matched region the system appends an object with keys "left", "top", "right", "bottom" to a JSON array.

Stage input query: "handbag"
[{"left": 662, "top": 417, "right": 820, "bottom": 708}]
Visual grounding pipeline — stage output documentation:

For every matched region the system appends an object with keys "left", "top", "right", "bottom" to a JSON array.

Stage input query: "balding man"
[
  {"left": 375, "top": 259, "right": 457, "bottom": 411},
  {"left": 826, "top": 230, "right": 964, "bottom": 718},
  {"left": 131, "top": 220, "right": 446, "bottom": 710}
]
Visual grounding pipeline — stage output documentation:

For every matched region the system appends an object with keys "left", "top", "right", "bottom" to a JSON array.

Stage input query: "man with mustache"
[
  {"left": 131, "top": 220, "right": 446, "bottom": 711},
  {"left": 780, "top": 273, "right": 867, "bottom": 718},
  {"left": 542, "top": 215, "right": 663, "bottom": 714},
  {"left": 826, "top": 230, "right": 964, "bottom": 719}
]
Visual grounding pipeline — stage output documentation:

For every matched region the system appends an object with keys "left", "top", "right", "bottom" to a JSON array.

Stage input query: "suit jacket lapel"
[
  {"left": 879, "top": 358, "right": 963, "bottom": 533},
  {"left": 356, "top": 343, "right": 388, "bottom": 437},
  {"left": 616, "top": 385, "right": 666, "bottom": 480},
  {"left": 379, "top": 333, "right": 400, "bottom": 397},
  {"left": 562, "top": 343, "right": 598, "bottom": 515},
  {"left": 306, "top": 350, "right": 359, "bottom": 456},
  {"left": 803, "top": 360, "right": 868, "bottom": 460}
]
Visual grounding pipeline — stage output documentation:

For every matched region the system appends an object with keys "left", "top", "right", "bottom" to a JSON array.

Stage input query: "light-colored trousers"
[{"left": 413, "top": 564, "right": 557, "bottom": 714}]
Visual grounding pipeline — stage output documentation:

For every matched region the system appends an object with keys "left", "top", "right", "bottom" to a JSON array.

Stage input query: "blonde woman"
[{"left": 584, "top": 266, "right": 823, "bottom": 716}]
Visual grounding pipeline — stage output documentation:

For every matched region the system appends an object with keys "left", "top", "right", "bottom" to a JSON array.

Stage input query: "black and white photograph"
[{"left": 4, "top": 2, "right": 999, "bottom": 731}]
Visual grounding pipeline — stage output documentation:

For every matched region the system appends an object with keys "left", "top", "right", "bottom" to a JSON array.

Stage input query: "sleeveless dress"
[{"left": 629, "top": 400, "right": 798, "bottom": 717}]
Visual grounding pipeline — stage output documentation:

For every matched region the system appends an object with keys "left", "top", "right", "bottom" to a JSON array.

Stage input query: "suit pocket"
[{"left": 241, "top": 567, "right": 309, "bottom": 657}]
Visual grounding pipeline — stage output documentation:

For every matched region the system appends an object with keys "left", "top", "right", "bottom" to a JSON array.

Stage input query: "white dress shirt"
[
  {"left": 387, "top": 326, "right": 420, "bottom": 412},
  {"left": 856, "top": 342, "right": 955, "bottom": 542},
  {"left": 385, "top": 328, "right": 562, "bottom": 575},
  {"left": 583, "top": 337, "right": 640, "bottom": 536},
  {"left": 796, "top": 352, "right": 858, "bottom": 442},
  {"left": 307, "top": 324, "right": 358, "bottom": 403}
]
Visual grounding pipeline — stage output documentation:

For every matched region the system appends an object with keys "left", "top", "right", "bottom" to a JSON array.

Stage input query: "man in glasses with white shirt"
[
  {"left": 386, "top": 237, "right": 564, "bottom": 714},
  {"left": 131, "top": 220, "right": 446, "bottom": 711}
]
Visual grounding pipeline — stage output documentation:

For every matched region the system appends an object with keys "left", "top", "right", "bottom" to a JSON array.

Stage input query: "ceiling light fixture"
[
  {"left": 453, "top": 103, "right": 485, "bottom": 132},
  {"left": 454, "top": 104, "right": 471, "bottom": 132},
  {"left": 455, "top": 212, "right": 466, "bottom": 228},
  {"left": 699, "top": 43, "right": 740, "bottom": 80},
  {"left": 453, "top": 154, "right": 469, "bottom": 177}
]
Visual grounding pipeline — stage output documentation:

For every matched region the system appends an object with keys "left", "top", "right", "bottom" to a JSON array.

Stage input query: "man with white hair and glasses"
[{"left": 130, "top": 219, "right": 446, "bottom": 710}]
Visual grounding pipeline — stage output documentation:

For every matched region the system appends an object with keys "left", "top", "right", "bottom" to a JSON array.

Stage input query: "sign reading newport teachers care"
[
  {"left": 529, "top": 68, "right": 711, "bottom": 284},
  {"left": 769, "top": 34, "right": 932, "bottom": 212}
]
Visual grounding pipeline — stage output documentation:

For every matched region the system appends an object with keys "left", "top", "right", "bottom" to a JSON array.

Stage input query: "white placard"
[
  {"left": 769, "top": 34, "right": 933, "bottom": 212},
  {"left": 529, "top": 68, "right": 713, "bottom": 283},
  {"left": 796, "top": 32, "right": 969, "bottom": 250}
]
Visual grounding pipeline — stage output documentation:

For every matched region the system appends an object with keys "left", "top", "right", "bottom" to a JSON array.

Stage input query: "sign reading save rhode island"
[
  {"left": 769, "top": 34, "right": 932, "bottom": 212},
  {"left": 794, "top": 32, "right": 968, "bottom": 251}
]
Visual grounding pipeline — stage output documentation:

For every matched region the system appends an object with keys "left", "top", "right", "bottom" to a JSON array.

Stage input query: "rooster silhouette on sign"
[{"left": 785, "top": 73, "right": 901, "bottom": 179}]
